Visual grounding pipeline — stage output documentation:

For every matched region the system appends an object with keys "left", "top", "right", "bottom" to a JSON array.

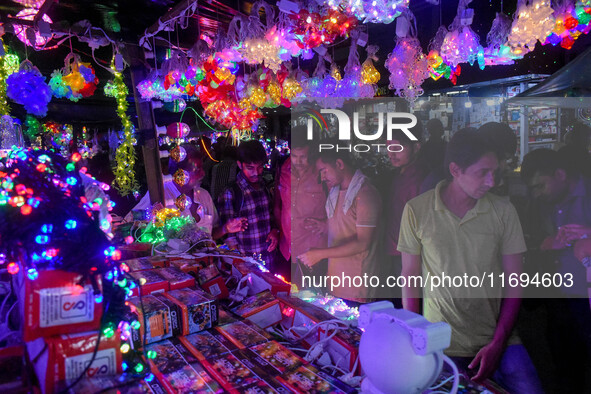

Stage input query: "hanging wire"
[{"left": 153, "top": 36, "right": 157, "bottom": 70}]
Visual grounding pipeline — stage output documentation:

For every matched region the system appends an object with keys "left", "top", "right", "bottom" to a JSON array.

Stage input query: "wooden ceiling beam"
[
  {"left": 33, "top": 0, "right": 57, "bottom": 23},
  {"left": 145, "top": 0, "right": 198, "bottom": 36}
]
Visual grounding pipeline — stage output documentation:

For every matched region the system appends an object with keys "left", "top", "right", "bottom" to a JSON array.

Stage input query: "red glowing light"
[
  {"left": 7, "top": 262, "right": 19, "bottom": 275},
  {"left": 21, "top": 205, "right": 32, "bottom": 215},
  {"left": 46, "top": 248, "right": 58, "bottom": 257}
]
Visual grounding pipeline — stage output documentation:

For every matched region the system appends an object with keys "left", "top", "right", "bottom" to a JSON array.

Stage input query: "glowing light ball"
[
  {"left": 14, "top": 9, "right": 55, "bottom": 50},
  {"left": 166, "top": 122, "right": 190, "bottom": 138},
  {"left": 173, "top": 169, "right": 190, "bottom": 187},
  {"left": 175, "top": 194, "right": 192, "bottom": 212},
  {"left": 170, "top": 145, "right": 187, "bottom": 162}
]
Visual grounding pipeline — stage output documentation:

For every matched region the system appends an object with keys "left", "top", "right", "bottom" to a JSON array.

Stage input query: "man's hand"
[
  {"left": 468, "top": 340, "right": 505, "bottom": 382},
  {"left": 557, "top": 224, "right": 591, "bottom": 245},
  {"left": 303, "top": 218, "right": 327, "bottom": 235},
  {"left": 298, "top": 249, "right": 323, "bottom": 267},
  {"left": 225, "top": 217, "right": 248, "bottom": 234},
  {"left": 574, "top": 238, "right": 591, "bottom": 263},
  {"left": 266, "top": 229, "right": 280, "bottom": 252},
  {"left": 540, "top": 235, "right": 569, "bottom": 250}
]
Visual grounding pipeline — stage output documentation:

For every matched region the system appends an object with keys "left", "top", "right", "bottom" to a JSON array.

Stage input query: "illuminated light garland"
[
  {"left": 506, "top": 0, "right": 555, "bottom": 56},
  {"left": 240, "top": 39, "right": 282, "bottom": 72},
  {"left": 139, "top": 207, "right": 210, "bottom": 246},
  {"left": 325, "top": 0, "right": 409, "bottom": 24},
  {"left": 108, "top": 63, "right": 139, "bottom": 197},
  {"left": 385, "top": 20, "right": 430, "bottom": 103},
  {"left": 440, "top": 0, "right": 485, "bottom": 69},
  {"left": 0, "top": 42, "right": 17, "bottom": 116},
  {"left": 265, "top": 25, "right": 302, "bottom": 60},
  {"left": 543, "top": 2, "right": 591, "bottom": 49},
  {"left": 50, "top": 54, "right": 98, "bottom": 101},
  {"left": 361, "top": 45, "right": 381, "bottom": 85},
  {"left": 289, "top": 8, "right": 358, "bottom": 50},
  {"left": 483, "top": 12, "right": 520, "bottom": 66}
]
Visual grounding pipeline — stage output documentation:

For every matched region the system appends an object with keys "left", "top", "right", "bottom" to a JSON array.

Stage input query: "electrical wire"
[
  {"left": 179, "top": 106, "right": 229, "bottom": 133},
  {"left": 441, "top": 355, "right": 460, "bottom": 394},
  {"left": 321, "top": 364, "right": 349, "bottom": 375}
]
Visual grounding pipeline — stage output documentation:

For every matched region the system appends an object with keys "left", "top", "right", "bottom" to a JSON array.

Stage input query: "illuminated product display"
[{"left": 2, "top": 0, "right": 591, "bottom": 391}]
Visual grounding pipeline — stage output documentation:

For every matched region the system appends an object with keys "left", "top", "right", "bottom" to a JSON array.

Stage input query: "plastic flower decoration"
[
  {"left": 6, "top": 60, "right": 52, "bottom": 117},
  {"left": 50, "top": 54, "right": 98, "bottom": 101}
]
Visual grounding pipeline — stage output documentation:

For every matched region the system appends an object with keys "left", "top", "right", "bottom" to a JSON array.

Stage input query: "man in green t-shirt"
[{"left": 398, "top": 129, "right": 542, "bottom": 393}]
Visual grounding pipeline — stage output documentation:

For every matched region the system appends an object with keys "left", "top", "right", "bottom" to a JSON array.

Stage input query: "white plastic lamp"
[{"left": 358, "top": 301, "right": 458, "bottom": 394}]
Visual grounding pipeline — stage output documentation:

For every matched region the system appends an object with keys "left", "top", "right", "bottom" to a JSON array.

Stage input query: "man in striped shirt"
[{"left": 217, "top": 140, "right": 279, "bottom": 267}]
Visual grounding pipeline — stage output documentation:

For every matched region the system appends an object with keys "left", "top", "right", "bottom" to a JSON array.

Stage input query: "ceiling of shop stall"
[{"left": 1, "top": 0, "right": 591, "bottom": 124}]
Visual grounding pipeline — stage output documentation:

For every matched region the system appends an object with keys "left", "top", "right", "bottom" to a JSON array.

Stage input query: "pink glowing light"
[
  {"left": 11, "top": 0, "right": 44, "bottom": 7},
  {"left": 14, "top": 8, "right": 56, "bottom": 50}
]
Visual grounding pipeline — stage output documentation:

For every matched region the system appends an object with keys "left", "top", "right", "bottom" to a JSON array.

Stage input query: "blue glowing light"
[
  {"left": 35, "top": 235, "right": 49, "bottom": 244},
  {"left": 27, "top": 268, "right": 39, "bottom": 280}
]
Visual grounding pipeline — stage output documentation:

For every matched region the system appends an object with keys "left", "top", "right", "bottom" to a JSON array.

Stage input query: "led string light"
[{"left": 107, "top": 60, "right": 139, "bottom": 197}]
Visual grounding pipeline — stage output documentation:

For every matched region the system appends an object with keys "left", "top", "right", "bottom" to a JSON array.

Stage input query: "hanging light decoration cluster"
[
  {"left": 440, "top": 0, "right": 484, "bottom": 70},
  {"left": 49, "top": 53, "right": 98, "bottom": 101},
  {"left": 385, "top": 12, "right": 430, "bottom": 102},
  {"left": 321, "top": 0, "right": 409, "bottom": 24},
  {"left": 506, "top": 0, "right": 556, "bottom": 55},
  {"left": 544, "top": 0, "right": 591, "bottom": 49},
  {"left": 105, "top": 59, "right": 139, "bottom": 197}
]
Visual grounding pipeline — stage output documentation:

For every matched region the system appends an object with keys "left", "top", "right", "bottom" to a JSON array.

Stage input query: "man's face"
[
  {"left": 387, "top": 140, "right": 417, "bottom": 168},
  {"left": 316, "top": 158, "right": 343, "bottom": 189},
  {"left": 238, "top": 161, "right": 264, "bottom": 184},
  {"left": 452, "top": 152, "right": 498, "bottom": 199},
  {"left": 291, "top": 147, "right": 310, "bottom": 174},
  {"left": 528, "top": 171, "right": 568, "bottom": 203}
]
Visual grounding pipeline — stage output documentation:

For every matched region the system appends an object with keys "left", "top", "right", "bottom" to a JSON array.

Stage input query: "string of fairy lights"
[{"left": 105, "top": 61, "right": 140, "bottom": 197}]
